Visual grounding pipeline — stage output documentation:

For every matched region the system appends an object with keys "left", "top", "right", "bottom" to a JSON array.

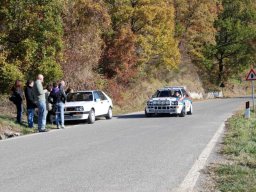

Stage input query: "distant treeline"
[{"left": 1, "top": 0, "right": 256, "bottom": 96}]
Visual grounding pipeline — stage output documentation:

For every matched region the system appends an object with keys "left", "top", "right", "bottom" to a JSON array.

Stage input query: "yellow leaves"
[{"left": 175, "top": 0, "right": 220, "bottom": 63}]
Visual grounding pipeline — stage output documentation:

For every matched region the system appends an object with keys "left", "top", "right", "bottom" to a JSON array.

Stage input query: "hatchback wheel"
[
  {"left": 88, "top": 109, "right": 95, "bottom": 124},
  {"left": 106, "top": 107, "right": 113, "bottom": 119}
]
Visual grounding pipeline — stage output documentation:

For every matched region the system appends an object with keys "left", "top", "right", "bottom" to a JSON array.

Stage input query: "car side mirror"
[{"left": 95, "top": 98, "right": 100, "bottom": 102}]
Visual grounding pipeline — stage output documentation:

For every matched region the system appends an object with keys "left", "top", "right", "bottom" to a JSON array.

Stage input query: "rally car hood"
[{"left": 149, "top": 97, "right": 178, "bottom": 102}]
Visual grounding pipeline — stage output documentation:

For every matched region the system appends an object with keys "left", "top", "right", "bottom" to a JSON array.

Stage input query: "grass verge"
[
  {"left": 0, "top": 114, "right": 56, "bottom": 137},
  {"left": 213, "top": 112, "right": 256, "bottom": 192},
  {"left": 0, "top": 95, "right": 56, "bottom": 139}
]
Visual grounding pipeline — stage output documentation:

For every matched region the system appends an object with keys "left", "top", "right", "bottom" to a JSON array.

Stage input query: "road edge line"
[{"left": 176, "top": 122, "right": 226, "bottom": 192}]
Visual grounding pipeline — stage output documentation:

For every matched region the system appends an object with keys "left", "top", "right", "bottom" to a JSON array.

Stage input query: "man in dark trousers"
[
  {"left": 24, "top": 80, "right": 37, "bottom": 128},
  {"left": 10, "top": 80, "right": 23, "bottom": 124}
]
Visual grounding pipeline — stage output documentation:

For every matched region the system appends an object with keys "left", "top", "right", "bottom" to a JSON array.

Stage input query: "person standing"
[
  {"left": 24, "top": 80, "right": 37, "bottom": 128},
  {"left": 10, "top": 80, "right": 23, "bottom": 124},
  {"left": 33, "top": 74, "right": 47, "bottom": 132},
  {"left": 48, "top": 81, "right": 66, "bottom": 129},
  {"left": 45, "top": 84, "right": 53, "bottom": 123},
  {"left": 58, "top": 80, "right": 67, "bottom": 128}
]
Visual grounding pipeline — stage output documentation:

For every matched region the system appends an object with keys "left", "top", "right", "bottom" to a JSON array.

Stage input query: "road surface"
[{"left": 0, "top": 98, "right": 246, "bottom": 192}]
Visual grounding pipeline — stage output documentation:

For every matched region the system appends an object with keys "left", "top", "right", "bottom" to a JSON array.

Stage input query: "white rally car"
[
  {"left": 64, "top": 90, "right": 113, "bottom": 124},
  {"left": 145, "top": 86, "right": 193, "bottom": 117}
]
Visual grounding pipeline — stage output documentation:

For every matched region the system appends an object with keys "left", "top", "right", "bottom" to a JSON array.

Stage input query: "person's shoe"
[
  {"left": 39, "top": 129, "right": 48, "bottom": 132},
  {"left": 61, "top": 126, "right": 65, "bottom": 129}
]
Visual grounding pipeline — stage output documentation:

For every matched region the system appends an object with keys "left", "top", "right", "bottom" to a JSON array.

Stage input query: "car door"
[
  {"left": 93, "top": 91, "right": 104, "bottom": 116},
  {"left": 97, "top": 91, "right": 110, "bottom": 115}
]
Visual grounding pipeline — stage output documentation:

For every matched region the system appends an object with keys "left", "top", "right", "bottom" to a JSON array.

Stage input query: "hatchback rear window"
[{"left": 67, "top": 92, "right": 93, "bottom": 102}]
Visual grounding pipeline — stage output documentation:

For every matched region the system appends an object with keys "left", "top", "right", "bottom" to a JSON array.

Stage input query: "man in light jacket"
[{"left": 33, "top": 74, "right": 47, "bottom": 132}]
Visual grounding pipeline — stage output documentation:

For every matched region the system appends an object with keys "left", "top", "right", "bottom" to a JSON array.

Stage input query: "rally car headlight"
[
  {"left": 75, "top": 106, "right": 84, "bottom": 111},
  {"left": 171, "top": 101, "right": 178, "bottom": 105},
  {"left": 147, "top": 101, "right": 152, "bottom": 106},
  {"left": 165, "top": 100, "right": 170, "bottom": 105},
  {"left": 153, "top": 100, "right": 157, "bottom": 105}
]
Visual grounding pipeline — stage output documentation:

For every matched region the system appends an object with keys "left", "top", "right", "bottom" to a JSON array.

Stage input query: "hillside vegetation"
[{"left": 1, "top": 0, "right": 256, "bottom": 109}]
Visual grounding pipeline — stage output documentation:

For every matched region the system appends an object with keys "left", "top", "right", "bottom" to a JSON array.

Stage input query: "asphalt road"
[{"left": 0, "top": 98, "right": 246, "bottom": 192}]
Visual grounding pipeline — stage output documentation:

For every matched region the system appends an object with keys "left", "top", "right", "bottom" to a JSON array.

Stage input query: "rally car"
[{"left": 145, "top": 86, "right": 193, "bottom": 117}]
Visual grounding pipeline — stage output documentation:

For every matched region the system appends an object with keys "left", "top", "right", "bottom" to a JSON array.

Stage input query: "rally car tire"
[
  {"left": 145, "top": 109, "right": 152, "bottom": 117},
  {"left": 187, "top": 105, "right": 193, "bottom": 115},
  {"left": 179, "top": 107, "right": 186, "bottom": 117}
]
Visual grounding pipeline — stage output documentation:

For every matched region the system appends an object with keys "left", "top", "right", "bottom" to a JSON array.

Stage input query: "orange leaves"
[{"left": 100, "top": 27, "right": 138, "bottom": 85}]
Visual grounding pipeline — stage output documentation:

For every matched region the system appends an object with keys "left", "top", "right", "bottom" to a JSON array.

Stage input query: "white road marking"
[{"left": 176, "top": 122, "right": 225, "bottom": 192}]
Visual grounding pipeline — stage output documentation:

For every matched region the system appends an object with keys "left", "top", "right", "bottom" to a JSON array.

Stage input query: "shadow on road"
[
  {"left": 115, "top": 114, "right": 146, "bottom": 119},
  {"left": 115, "top": 113, "right": 176, "bottom": 119}
]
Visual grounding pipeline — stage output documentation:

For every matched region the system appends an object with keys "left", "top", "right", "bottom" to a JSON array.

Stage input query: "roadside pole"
[
  {"left": 245, "top": 69, "right": 256, "bottom": 115},
  {"left": 245, "top": 101, "right": 250, "bottom": 118},
  {"left": 252, "top": 81, "right": 255, "bottom": 112}
]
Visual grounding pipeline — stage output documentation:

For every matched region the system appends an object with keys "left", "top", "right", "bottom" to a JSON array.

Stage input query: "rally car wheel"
[
  {"left": 187, "top": 105, "right": 193, "bottom": 115},
  {"left": 179, "top": 107, "right": 186, "bottom": 117},
  {"left": 88, "top": 109, "right": 95, "bottom": 124},
  {"left": 145, "top": 110, "right": 152, "bottom": 117}
]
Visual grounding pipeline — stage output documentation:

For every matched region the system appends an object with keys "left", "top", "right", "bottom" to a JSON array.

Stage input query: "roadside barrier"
[{"left": 245, "top": 101, "right": 250, "bottom": 118}]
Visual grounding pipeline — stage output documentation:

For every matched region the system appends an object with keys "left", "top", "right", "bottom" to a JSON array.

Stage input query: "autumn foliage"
[{"left": 1, "top": 0, "right": 256, "bottom": 107}]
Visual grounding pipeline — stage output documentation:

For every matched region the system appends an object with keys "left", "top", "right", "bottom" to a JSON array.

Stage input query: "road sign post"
[
  {"left": 246, "top": 69, "right": 256, "bottom": 113},
  {"left": 253, "top": 81, "right": 255, "bottom": 112}
]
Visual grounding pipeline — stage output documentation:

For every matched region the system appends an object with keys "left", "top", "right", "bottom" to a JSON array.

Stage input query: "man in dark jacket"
[
  {"left": 24, "top": 80, "right": 37, "bottom": 128},
  {"left": 58, "top": 80, "right": 67, "bottom": 128},
  {"left": 10, "top": 80, "right": 23, "bottom": 124},
  {"left": 48, "top": 81, "right": 67, "bottom": 129}
]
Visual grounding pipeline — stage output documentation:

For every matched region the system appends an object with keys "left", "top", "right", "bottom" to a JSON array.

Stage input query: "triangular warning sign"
[{"left": 246, "top": 69, "right": 256, "bottom": 81}]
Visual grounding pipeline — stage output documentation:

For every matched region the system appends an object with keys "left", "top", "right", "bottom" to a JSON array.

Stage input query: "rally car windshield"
[
  {"left": 153, "top": 90, "right": 181, "bottom": 98},
  {"left": 67, "top": 92, "right": 93, "bottom": 102}
]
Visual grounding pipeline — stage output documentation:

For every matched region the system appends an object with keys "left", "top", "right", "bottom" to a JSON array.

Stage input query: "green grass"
[
  {"left": 0, "top": 114, "right": 56, "bottom": 137},
  {"left": 0, "top": 115, "right": 34, "bottom": 135},
  {"left": 214, "top": 112, "right": 256, "bottom": 192}
]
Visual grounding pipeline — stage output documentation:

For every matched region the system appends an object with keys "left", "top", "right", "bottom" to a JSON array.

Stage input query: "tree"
[
  {"left": 174, "top": 0, "right": 220, "bottom": 61},
  {"left": 100, "top": 26, "right": 137, "bottom": 83},
  {"left": 0, "top": 0, "right": 63, "bottom": 90},
  {"left": 61, "top": 0, "right": 110, "bottom": 90},
  {"left": 102, "top": 0, "right": 180, "bottom": 81},
  {"left": 203, "top": 0, "right": 256, "bottom": 85}
]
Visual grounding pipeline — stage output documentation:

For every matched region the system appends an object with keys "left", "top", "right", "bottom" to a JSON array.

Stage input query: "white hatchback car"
[{"left": 64, "top": 90, "right": 113, "bottom": 124}]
